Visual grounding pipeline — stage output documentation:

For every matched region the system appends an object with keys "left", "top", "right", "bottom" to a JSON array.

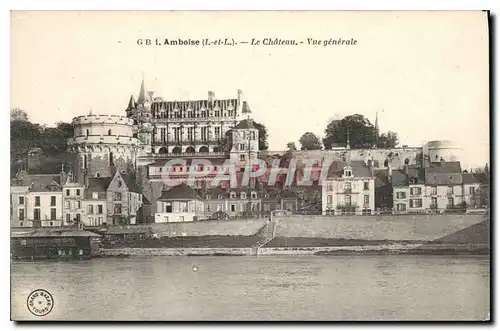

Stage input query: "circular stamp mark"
[{"left": 26, "top": 289, "right": 54, "bottom": 317}]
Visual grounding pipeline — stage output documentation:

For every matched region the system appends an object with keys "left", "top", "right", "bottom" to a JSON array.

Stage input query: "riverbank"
[{"left": 99, "top": 243, "right": 489, "bottom": 257}]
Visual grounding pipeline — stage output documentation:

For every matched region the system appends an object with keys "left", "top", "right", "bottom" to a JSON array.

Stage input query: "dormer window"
[
  {"left": 218, "top": 194, "right": 223, "bottom": 199},
  {"left": 264, "top": 194, "right": 269, "bottom": 198},
  {"left": 241, "top": 192, "right": 247, "bottom": 200},
  {"left": 343, "top": 166, "right": 353, "bottom": 178},
  {"left": 230, "top": 192, "right": 236, "bottom": 199},
  {"left": 206, "top": 195, "right": 211, "bottom": 200},
  {"left": 251, "top": 192, "right": 257, "bottom": 199}
]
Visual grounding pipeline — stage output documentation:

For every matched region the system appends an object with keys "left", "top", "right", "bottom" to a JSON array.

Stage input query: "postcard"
[{"left": 10, "top": 11, "right": 490, "bottom": 321}]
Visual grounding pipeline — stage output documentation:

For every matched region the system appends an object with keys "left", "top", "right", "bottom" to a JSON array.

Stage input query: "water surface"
[{"left": 11, "top": 255, "right": 490, "bottom": 321}]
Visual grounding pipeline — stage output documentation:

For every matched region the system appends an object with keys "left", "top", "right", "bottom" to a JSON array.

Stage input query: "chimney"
[
  {"left": 208, "top": 91, "right": 215, "bottom": 102},
  {"left": 237, "top": 89, "right": 244, "bottom": 113},
  {"left": 388, "top": 163, "right": 393, "bottom": 183},
  {"left": 60, "top": 163, "right": 66, "bottom": 186}
]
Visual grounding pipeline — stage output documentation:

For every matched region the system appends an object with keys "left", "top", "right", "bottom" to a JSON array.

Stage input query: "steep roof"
[
  {"left": 374, "top": 169, "right": 390, "bottom": 188},
  {"left": 242, "top": 101, "right": 252, "bottom": 114},
  {"left": 127, "top": 95, "right": 136, "bottom": 109},
  {"left": 463, "top": 173, "right": 481, "bottom": 185},
  {"left": 391, "top": 170, "right": 408, "bottom": 187},
  {"left": 426, "top": 161, "right": 462, "bottom": 173},
  {"left": 87, "top": 177, "right": 112, "bottom": 193},
  {"left": 121, "top": 173, "right": 141, "bottom": 193},
  {"left": 326, "top": 161, "right": 372, "bottom": 179},
  {"left": 157, "top": 183, "right": 203, "bottom": 201},
  {"left": 233, "top": 119, "right": 255, "bottom": 130},
  {"left": 11, "top": 171, "right": 61, "bottom": 192},
  {"left": 137, "top": 78, "right": 150, "bottom": 104},
  {"left": 425, "top": 162, "right": 463, "bottom": 185}
]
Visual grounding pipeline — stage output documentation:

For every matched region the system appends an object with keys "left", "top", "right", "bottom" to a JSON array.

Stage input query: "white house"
[
  {"left": 10, "top": 171, "right": 64, "bottom": 227},
  {"left": 155, "top": 183, "right": 205, "bottom": 223},
  {"left": 322, "top": 161, "right": 375, "bottom": 216}
]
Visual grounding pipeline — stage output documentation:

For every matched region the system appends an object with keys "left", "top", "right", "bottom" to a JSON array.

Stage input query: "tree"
[
  {"left": 323, "top": 114, "right": 376, "bottom": 149},
  {"left": 10, "top": 108, "right": 29, "bottom": 122},
  {"left": 378, "top": 131, "right": 399, "bottom": 148},
  {"left": 299, "top": 132, "right": 322, "bottom": 150},
  {"left": 473, "top": 165, "right": 490, "bottom": 185},
  {"left": 253, "top": 121, "right": 269, "bottom": 151},
  {"left": 286, "top": 142, "right": 297, "bottom": 151}
]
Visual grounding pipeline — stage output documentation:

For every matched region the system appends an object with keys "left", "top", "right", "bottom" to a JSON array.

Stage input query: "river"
[{"left": 11, "top": 255, "right": 490, "bottom": 321}]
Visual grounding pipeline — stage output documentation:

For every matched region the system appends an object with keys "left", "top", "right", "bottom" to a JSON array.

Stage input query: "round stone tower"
[
  {"left": 425, "top": 140, "right": 462, "bottom": 163},
  {"left": 67, "top": 114, "right": 144, "bottom": 182}
]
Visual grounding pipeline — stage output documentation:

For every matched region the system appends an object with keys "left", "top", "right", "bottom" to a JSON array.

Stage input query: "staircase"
[{"left": 252, "top": 219, "right": 278, "bottom": 256}]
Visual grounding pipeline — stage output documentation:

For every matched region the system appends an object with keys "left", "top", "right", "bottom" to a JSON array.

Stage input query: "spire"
[
  {"left": 127, "top": 95, "right": 136, "bottom": 109},
  {"left": 374, "top": 111, "right": 379, "bottom": 147},
  {"left": 242, "top": 101, "right": 252, "bottom": 117},
  {"left": 137, "top": 78, "right": 149, "bottom": 104}
]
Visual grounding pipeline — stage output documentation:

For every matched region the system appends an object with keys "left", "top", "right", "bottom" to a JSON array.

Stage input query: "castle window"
[
  {"left": 241, "top": 192, "right": 247, "bottom": 200},
  {"left": 404, "top": 158, "right": 410, "bottom": 165},
  {"left": 230, "top": 192, "right": 236, "bottom": 199},
  {"left": 86, "top": 129, "right": 89, "bottom": 136},
  {"left": 384, "top": 159, "right": 389, "bottom": 167},
  {"left": 109, "top": 152, "right": 114, "bottom": 167},
  {"left": 108, "top": 129, "right": 112, "bottom": 135},
  {"left": 206, "top": 195, "right": 211, "bottom": 200}
]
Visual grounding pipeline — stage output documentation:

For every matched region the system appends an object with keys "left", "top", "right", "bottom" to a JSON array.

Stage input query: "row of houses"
[
  {"left": 10, "top": 169, "right": 148, "bottom": 228},
  {"left": 321, "top": 160, "right": 487, "bottom": 216},
  {"left": 10, "top": 159, "right": 487, "bottom": 227},
  {"left": 154, "top": 184, "right": 298, "bottom": 223}
]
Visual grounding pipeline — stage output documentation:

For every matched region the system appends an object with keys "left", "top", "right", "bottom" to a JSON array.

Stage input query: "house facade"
[
  {"left": 155, "top": 183, "right": 205, "bottom": 223},
  {"left": 322, "top": 161, "right": 376, "bottom": 215},
  {"left": 10, "top": 171, "right": 65, "bottom": 227},
  {"left": 391, "top": 162, "right": 482, "bottom": 213}
]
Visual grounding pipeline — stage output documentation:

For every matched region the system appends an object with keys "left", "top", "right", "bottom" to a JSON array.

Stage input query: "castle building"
[
  {"left": 126, "top": 79, "right": 253, "bottom": 158},
  {"left": 67, "top": 113, "right": 143, "bottom": 183}
]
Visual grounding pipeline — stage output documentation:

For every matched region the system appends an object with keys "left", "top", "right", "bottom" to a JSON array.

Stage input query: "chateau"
[{"left": 11, "top": 78, "right": 480, "bottom": 226}]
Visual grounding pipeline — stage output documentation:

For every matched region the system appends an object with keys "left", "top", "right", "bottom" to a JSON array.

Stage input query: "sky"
[{"left": 10, "top": 11, "right": 489, "bottom": 168}]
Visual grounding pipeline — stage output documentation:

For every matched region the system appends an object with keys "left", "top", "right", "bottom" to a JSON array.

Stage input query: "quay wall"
[{"left": 273, "top": 215, "right": 487, "bottom": 242}]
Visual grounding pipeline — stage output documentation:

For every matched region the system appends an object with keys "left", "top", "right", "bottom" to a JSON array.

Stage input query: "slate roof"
[
  {"left": 87, "top": 177, "right": 112, "bottom": 193},
  {"left": 326, "top": 161, "right": 372, "bottom": 179},
  {"left": 391, "top": 169, "right": 408, "bottom": 187},
  {"left": 373, "top": 169, "right": 390, "bottom": 188},
  {"left": 157, "top": 183, "right": 203, "bottom": 201},
  {"left": 425, "top": 162, "right": 463, "bottom": 185},
  {"left": 141, "top": 194, "right": 152, "bottom": 205},
  {"left": 11, "top": 171, "right": 61, "bottom": 192},
  {"left": 426, "top": 161, "right": 462, "bottom": 174},
  {"left": 151, "top": 98, "right": 238, "bottom": 112},
  {"left": 463, "top": 173, "right": 481, "bottom": 185},
  {"left": 121, "top": 173, "right": 141, "bottom": 193},
  {"left": 233, "top": 119, "right": 255, "bottom": 130}
]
